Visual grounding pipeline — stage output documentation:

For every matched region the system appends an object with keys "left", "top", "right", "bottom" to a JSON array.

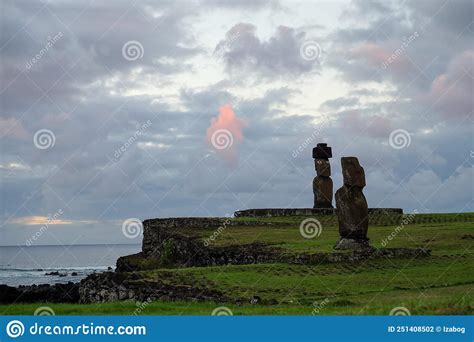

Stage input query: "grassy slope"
[{"left": 1, "top": 213, "right": 473, "bottom": 315}]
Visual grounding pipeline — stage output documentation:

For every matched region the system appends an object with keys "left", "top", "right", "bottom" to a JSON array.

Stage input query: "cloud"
[
  {"left": 340, "top": 110, "right": 393, "bottom": 138},
  {"left": 0, "top": 0, "right": 472, "bottom": 246},
  {"left": 10, "top": 216, "right": 97, "bottom": 225},
  {"left": 205, "top": 104, "right": 245, "bottom": 166},
  {"left": 0, "top": 117, "right": 29, "bottom": 140},
  {"left": 423, "top": 50, "right": 474, "bottom": 118},
  {"left": 215, "top": 23, "right": 320, "bottom": 76}
]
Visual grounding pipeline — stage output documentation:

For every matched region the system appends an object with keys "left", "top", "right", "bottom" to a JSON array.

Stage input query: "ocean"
[{"left": 0, "top": 244, "right": 141, "bottom": 286}]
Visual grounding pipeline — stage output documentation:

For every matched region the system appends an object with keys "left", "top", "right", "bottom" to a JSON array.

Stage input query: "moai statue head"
[
  {"left": 315, "top": 159, "right": 331, "bottom": 177},
  {"left": 341, "top": 157, "right": 366, "bottom": 188}
]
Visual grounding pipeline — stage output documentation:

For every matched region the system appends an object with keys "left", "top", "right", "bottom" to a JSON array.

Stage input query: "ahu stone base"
[
  {"left": 234, "top": 208, "right": 403, "bottom": 217},
  {"left": 334, "top": 238, "right": 375, "bottom": 251}
]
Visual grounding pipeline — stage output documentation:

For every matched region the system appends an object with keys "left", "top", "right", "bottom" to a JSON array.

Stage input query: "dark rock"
[
  {"left": 332, "top": 300, "right": 355, "bottom": 306},
  {"left": 78, "top": 272, "right": 227, "bottom": 304},
  {"left": 71, "top": 272, "right": 78, "bottom": 276},
  {"left": 45, "top": 271, "right": 60, "bottom": 276},
  {"left": 250, "top": 296, "right": 261, "bottom": 304},
  {"left": 313, "top": 176, "right": 333, "bottom": 208},
  {"left": 0, "top": 282, "right": 79, "bottom": 304},
  {"left": 268, "top": 299, "right": 278, "bottom": 305},
  {"left": 0, "top": 285, "right": 21, "bottom": 303},
  {"left": 341, "top": 157, "right": 366, "bottom": 188}
]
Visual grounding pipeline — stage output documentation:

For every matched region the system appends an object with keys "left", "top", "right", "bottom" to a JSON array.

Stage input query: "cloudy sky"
[{"left": 1, "top": 0, "right": 472, "bottom": 245}]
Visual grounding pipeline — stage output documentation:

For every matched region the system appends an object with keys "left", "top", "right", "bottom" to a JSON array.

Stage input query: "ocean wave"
[{"left": 0, "top": 266, "right": 112, "bottom": 272}]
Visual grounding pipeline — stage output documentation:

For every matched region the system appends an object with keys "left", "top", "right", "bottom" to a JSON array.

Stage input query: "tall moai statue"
[
  {"left": 334, "top": 157, "right": 372, "bottom": 250},
  {"left": 312, "top": 143, "right": 333, "bottom": 208}
]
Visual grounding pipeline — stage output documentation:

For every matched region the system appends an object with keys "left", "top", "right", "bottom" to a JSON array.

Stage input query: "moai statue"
[
  {"left": 334, "top": 157, "right": 372, "bottom": 251},
  {"left": 312, "top": 143, "right": 333, "bottom": 208}
]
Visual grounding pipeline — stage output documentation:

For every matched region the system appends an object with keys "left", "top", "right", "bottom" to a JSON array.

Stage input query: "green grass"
[
  {"left": 1, "top": 284, "right": 471, "bottom": 315},
  {"left": 1, "top": 212, "right": 473, "bottom": 315},
  {"left": 202, "top": 214, "right": 474, "bottom": 254}
]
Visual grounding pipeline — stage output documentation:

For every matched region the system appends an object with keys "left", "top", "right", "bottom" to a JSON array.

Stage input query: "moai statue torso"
[
  {"left": 312, "top": 143, "right": 333, "bottom": 208},
  {"left": 334, "top": 157, "right": 372, "bottom": 250}
]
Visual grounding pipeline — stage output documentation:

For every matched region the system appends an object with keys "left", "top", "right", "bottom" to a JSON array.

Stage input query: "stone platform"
[{"left": 234, "top": 207, "right": 403, "bottom": 217}]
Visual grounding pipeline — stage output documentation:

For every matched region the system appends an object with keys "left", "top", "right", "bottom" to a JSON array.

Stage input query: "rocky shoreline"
[{"left": 0, "top": 282, "right": 80, "bottom": 304}]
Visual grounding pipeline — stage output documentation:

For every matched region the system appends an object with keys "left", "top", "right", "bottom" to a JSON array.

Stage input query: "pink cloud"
[
  {"left": 425, "top": 50, "right": 473, "bottom": 118},
  {"left": 350, "top": 42, "right": 412, "bottom": 74},
  {"left": 0, "top": 117, "right": 28, "bottom": 140},
  {"left": 205, "top": 104, "right": 245, "bottom": 166}
]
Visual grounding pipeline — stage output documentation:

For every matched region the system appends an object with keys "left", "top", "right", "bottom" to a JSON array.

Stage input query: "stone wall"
[
  {"left": 78, "top": 272, "right": 226, "bottom": 303},
  {"left": 140, "top": 217, "right": 282, "bottom": 268},
  {"left": 134, "top": 216, "right": 428, "bottom": 271},
  {"left": 234, "top": 207, "right": 403, "bottom": 217}
]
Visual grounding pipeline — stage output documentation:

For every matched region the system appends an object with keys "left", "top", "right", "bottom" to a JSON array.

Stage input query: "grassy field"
[{"left": 1, "top": 213, "right": 473, "bottom": 315}]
